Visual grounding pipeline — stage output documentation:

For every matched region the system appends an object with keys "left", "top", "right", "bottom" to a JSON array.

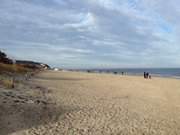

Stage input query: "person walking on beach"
[
  {"left": 144, "top": 72, "right": 146, "bottom": 78},
  {"left": 144, "top": 72, "right": 148, "bottom": 79},
  {"left": 144, "top": 72, "right": 152, "bottom": 79},
  {"left": 146, "top": 72, "right": 149, "bottom": 78}
]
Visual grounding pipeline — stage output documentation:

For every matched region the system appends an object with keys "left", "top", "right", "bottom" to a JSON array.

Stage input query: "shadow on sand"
[{"left": 0, "top": 90, "right": 77, "bottom": 135}]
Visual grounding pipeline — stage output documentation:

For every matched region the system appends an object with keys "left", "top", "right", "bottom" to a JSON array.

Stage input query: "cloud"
[{"left": 0, "top": 0, "right": 180, "bottom": 68}]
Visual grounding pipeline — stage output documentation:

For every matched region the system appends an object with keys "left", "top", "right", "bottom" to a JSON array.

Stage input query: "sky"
[{"left": 0, "top": 0, "right": 180, "bottom": 69}]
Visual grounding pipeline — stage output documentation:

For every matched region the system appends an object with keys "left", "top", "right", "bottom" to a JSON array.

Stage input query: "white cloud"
[
  {"left": 0, "top": 0, "right": 180, "bottom": 68},
  {"left": 63, "top": 12, "right": 97, "bottom": 32}
]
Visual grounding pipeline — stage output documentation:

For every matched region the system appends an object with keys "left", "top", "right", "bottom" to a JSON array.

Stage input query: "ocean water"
[{"left": 88, "top": 68, "right": 180, "bottom": 78}]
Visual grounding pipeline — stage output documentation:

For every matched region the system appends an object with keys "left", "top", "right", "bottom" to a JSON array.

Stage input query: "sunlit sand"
[{"left": 1, "top": 70, "right": 180, "bottom": 135}]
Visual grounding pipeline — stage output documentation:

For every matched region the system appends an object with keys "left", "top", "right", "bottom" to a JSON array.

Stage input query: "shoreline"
[
  {"left": 66, "top": 70, "right": 180, "bottom": 80},
  {"left": 73, "top": 68, "right": 180, "bottom": 80}
]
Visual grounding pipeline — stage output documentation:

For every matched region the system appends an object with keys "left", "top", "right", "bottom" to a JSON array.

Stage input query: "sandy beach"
[{"left": 1, "top": 70, "right": 180, "bottom": 135}]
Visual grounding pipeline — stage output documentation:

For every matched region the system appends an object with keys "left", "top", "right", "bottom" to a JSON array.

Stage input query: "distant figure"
[
  {"left": 122, "top": 72, "right": 124, "bottom": 75},
  {"left": 146, "top": 72, "right": 149, "bottom": 79},
  {"left": 144, "top": 72, "right": 146, "bottom": 78},
  {"left": 144, "top": 72, "right": 151, "bottom": 79},
  {"left": 114, "top": 72, "right": 118, "bottom": 75},
  {"left": 87, "top": 70, "right": 91, "bottom": 73}
]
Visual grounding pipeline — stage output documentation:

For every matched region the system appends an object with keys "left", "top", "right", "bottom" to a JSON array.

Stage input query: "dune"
[{"left": 1, "top": 70, "right": 180, "bottom": 135}]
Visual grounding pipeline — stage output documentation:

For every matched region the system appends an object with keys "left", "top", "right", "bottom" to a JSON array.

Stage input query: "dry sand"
[{"left": 1, "top": 70, "right": 180, "bottom": 135}]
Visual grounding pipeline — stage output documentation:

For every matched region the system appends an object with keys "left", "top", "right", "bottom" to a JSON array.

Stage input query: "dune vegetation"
[
  {"left": 0, "top": 51, "right": 45, "bottom": 88},
  {"left": 0, "top": 63, "right": 33, "bottom": 88}
]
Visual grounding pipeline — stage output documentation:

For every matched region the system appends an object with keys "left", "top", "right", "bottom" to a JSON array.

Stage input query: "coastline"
[
  {"left": 74, "top": 70, "right": 180, "bottom": 80},
  {"left": 76, "top": 68, "right": 180, "bottom": 80}
]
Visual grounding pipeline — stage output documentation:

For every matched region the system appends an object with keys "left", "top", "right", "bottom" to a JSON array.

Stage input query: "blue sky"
[{"left": 0, "top": 0, "right": 180, "bottom": 68}]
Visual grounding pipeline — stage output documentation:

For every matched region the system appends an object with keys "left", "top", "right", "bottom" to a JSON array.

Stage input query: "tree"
[
  {"left": 0, "top": 50, "right": 7, "bottom": 58},
  {"left": 0, "top": 50, "right": 13, "bottom": 64}
]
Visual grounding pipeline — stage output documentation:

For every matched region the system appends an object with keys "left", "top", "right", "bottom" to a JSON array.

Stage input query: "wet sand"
[{"left": 1, "top": 70, "right": 180, "bottom": 135}]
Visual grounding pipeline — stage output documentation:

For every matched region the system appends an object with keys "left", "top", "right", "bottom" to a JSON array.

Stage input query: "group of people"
[{"left": 144, "top": 72, "right": 151, "bottom": 79}]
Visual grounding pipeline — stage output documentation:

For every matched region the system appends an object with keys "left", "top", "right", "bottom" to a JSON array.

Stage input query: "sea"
[{"left": 83, "top": 68, "right": 180, "bottom": 79}]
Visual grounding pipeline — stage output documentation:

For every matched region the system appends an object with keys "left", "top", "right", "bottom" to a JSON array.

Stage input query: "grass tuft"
[
  {"left": 1, "top": 78, "right": 15, "bottom": 89},
  {"left": 0, "top": 63, "right": 34, "bottom": 88}
]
